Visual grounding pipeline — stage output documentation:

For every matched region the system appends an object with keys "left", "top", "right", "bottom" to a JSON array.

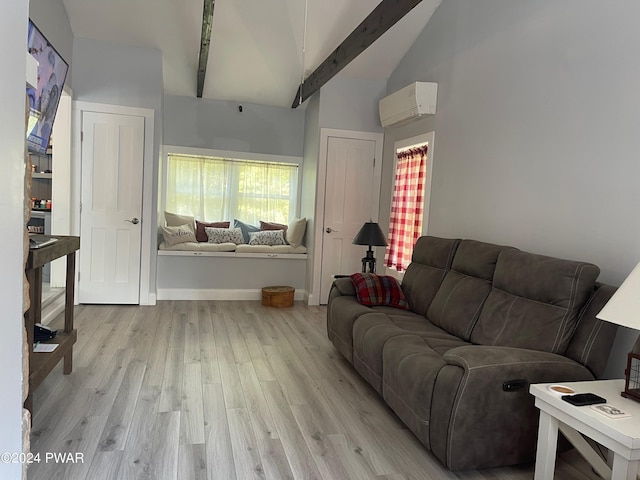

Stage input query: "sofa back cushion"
[
  {"left": 470, "top": 250, "right": 600, "bottom": 353},
  {"left": 565, "top": 283, "right": 618, "bottom": 377},
  {"left": 427, "top": 240, "right": 516, "bottom": 340},
  {"left": 401, "top": 236, "right": 460, "bottom": 316}
]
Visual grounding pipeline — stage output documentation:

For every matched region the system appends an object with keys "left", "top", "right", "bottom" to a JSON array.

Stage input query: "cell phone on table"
[{"left": 561, "top": 393, "right": 606, "bottom": 406}]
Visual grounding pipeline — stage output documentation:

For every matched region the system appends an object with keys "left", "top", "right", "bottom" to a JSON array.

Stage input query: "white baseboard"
[
  {"left": 306, "top": 292, "right": 320, "bottom": 306},
  {"left": 156, "top": 288, "right": 307, "bottom": 301},
  {"left": 144, "top": 293, "right": 157, "bottom": 306}
]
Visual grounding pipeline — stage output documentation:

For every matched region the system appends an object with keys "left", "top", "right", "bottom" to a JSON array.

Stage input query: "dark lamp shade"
[{"left": 353, "top": 222, "right": 388, "bottom": 247}]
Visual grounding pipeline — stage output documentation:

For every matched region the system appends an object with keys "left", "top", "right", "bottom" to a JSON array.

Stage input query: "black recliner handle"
[{"left": 503, "top": 379, "right": 528, "bottom": 392}]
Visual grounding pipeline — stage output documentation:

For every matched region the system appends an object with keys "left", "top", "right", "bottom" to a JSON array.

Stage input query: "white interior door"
[
  {"left": 79, "top": 111, "right": 144, "bottom": 304},
  {"left": 320, "top": 136, "right": 380, "bottom": 304}
]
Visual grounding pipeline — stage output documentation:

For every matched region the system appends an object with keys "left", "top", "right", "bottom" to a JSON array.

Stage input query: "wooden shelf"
[
  {"left": 30, "top": 329, "right": 77, "bottom": 390},
  {"left": 32, "top": 172, "right": 52, "bottom": 179},
  {"left": 24, "top": 236, "right": 80, "bottom": 413}
]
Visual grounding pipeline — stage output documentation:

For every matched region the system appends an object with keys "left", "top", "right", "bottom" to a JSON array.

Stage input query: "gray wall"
[
  {"left": 73, "top": 37, "right": 163, "bottom": 111},
  {"left": 163, "top": 94, "right": 305, "bottom": 157},
  {"left": 301, "top": 93, "right": 321, "bottom": 295},
  {"left": 73, "top": 37, "right": 164, "bottom": 295},
  {"left": 29, "top": 0, "right": 74, "bottom": 88},
  {"left": 319, "top": 76, "right": 386, "bottom": 133},
  {"left": 384, "top": 0, "right": 640, "bottom": 377}
]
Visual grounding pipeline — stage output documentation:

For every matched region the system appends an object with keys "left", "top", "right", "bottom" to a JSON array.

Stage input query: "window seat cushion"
[{"left": 159, "top": 241, "right": 236, "bottom": 252}]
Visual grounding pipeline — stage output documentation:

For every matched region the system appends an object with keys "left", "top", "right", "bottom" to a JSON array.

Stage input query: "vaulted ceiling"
[{"left": 62, "top": 0, "right": 442, "bottom": 108}]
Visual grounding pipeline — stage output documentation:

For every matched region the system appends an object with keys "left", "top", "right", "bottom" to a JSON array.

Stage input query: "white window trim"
[
  {"left": 385, "top": 131, "right": 435, "bottom": 279},
  {"left": 160, "top": 145, "right": 304, "bottom": 219}
]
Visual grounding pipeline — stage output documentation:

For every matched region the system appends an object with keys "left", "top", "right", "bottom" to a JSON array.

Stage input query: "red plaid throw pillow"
[{"left": 350, "top": 273, "right": 410, "bottom": 310}]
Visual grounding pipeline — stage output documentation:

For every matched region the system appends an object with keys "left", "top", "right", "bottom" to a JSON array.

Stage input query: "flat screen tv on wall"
[{"left": 26, "top": 20, "right": 69, "bottom": 155}]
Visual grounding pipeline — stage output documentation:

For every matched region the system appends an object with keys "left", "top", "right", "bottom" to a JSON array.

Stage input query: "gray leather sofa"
[{"left": 327, "top": 236, "right": 618, "bottom": 470}]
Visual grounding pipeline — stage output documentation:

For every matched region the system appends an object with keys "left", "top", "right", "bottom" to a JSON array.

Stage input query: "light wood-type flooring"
[{"left": 28, "top": 301, "right": 602, "bottom": 480}]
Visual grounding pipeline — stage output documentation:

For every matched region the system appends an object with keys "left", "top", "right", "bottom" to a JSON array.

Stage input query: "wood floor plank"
[
  {"left": 227, "top": 408, "right": 266, "bottom": 479},
  {"left": 184, "top": 301, "right": 201, "bottom": 363},
  {"left": 181, "top": 362, "right": 206, "bottom": 445},
  {"left": 318, "top": 377, "right": 398, "bottom": 475},
  {"left": 224, "top": 308, "right": 252, "bottom": 363},
  {"left": 119, "top": 305, "right": 161, "bottom": 363},
  {"left": 242, "top": 329, "right": 277, "bottom": 382},
  {"left": 142, "top": 300, "right": 173, "bottom": 387},
  {"left": 178, "top": 443, "right": 207, "bottom": 480},
  {"left": 30, "top": 414, "right": 108, "bottom": 480},
  {"left": 198, "top": 300, "right": 221, "bottom": 384},
  {"left": 257, "top": 438, "right": 295, "bottom": 480},
  {"left": 236, "top": 313, "right": 276, "bottom": 382},
  {"left": 237, "top": 361, "right": 278, "bottom": 440},
  {"left": 263, "top": 345, "right": 308, "bottom": 406},
  {"left": 261, "top": 381, "right": 323, "bottom": 480},
  {"left": 211, "top": 309, "right": 231, "bottom": 348},
  {"left": 117, "top": 385, "right": 161, "bottom": 480},
  {"left": 203, "top": 383, "right": 237, "bottom": 480},
  {"left": 30, "top": 362, "right": 77, "bottom": 427},
  {"left": 326, "top": 433, "right": 380, "bottom": 480},
  {"left": 158, "top": 345, "right": 184, "bottom": 412},
  {"left": 71, "top": 305, "right": 115, "bottom": 368},
  {"left": 218, "top": 346, "right": 246, "bottom": 409},
  {"left": 290, "top": 404, "right": 351, "bottom": 480},
  {"left": 379, "top": 427, "right": 460, "bottom": 480},
  {"left": 87, "top": 348, "right": 135, "bottom": 417},
  {"left": 97, "top": 358, "right": 146, "bottom": 451},
  {"left": 158, "top": 307, "right": 186, "bottom": 412},
  {"left": 85, "top": 450, "right": 123, "bottom": 480},
  {"left": 150, "top": 411, "right": 181, "bottom": 480}
]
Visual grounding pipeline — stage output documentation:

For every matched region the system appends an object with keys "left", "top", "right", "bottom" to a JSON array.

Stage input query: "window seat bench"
[
  {"left": 158, "top": 241, "right": 307, "bottom": 255},
  {"left": 156, "top": 242, "right": 307, "bottom": 301}
]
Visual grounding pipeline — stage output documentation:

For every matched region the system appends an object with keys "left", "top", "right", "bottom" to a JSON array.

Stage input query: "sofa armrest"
[
  {"left": 443, "top": 345, "right": 593, "bottom": 378},
  {"left": 331, "top": 277, "right": 356, "bottom": 296},
  {"left": 430, "top": 345, "right": 594, "bottom": 470}
]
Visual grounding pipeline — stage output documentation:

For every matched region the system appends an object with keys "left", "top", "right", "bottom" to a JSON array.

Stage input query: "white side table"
[{"left": 530, "top": 379, "right": 640, "bottom": 480}]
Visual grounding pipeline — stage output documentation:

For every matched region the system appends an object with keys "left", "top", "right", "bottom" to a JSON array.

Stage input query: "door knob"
[
  {"left": 325, "top": 227, "right": 338, "bottom": 233},
  {"left": 126, "top": 218, "right": 140, "bottom": 225}
]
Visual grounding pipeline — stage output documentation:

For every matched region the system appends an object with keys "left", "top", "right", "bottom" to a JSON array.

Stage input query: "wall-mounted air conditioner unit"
[{"left": 379, "top": 82, "right": 437, "bottom": 127}]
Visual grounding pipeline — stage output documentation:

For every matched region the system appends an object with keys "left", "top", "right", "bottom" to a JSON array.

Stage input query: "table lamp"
[
  {"left": 596, "top": 262, "right": 640, "bottom": 402},
  {"left": 353, "top": 222, "right": 388, "bottom": 274}
]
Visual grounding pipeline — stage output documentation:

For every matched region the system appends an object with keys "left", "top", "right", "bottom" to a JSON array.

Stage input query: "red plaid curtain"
[{"left": 384, "top": 145, "right": 427, "bottom": 272}]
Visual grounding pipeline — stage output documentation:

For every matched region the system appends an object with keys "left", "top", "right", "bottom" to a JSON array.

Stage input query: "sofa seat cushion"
[
  {"left": 158, "top": 241, "right": 236, "bottom": 252},
  {"left": 353, "top": 312, "right": 468, "bottom": 394},
  {"left": 381, "top": 334, "right": 461, "bottom": 451},
  {"left": 471, "top": 250, "right": 600, "bottom": 353}
]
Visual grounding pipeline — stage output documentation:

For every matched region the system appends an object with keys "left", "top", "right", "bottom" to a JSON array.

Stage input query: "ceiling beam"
[
  {"left": 291, "top": 0, "right": 424, "bottom": 108},
  {"left": 197, "top": 0, "right": 215, "bottom": 98}
]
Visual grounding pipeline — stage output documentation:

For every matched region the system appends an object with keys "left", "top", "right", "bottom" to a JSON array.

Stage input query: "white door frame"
[
  {"left": 72, "top": 101, "right": 155, "bottom": 305},
  {"left": 309, "top": 128, "right": 384, "bottom": 305},
  {"left": 50, "top": 86, "right": 73, "bottom": 288}
]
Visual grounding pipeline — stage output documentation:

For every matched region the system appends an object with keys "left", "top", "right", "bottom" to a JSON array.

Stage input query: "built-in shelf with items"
[{"left": 29, "top": 146, "right": 53, "bottom": 204}]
